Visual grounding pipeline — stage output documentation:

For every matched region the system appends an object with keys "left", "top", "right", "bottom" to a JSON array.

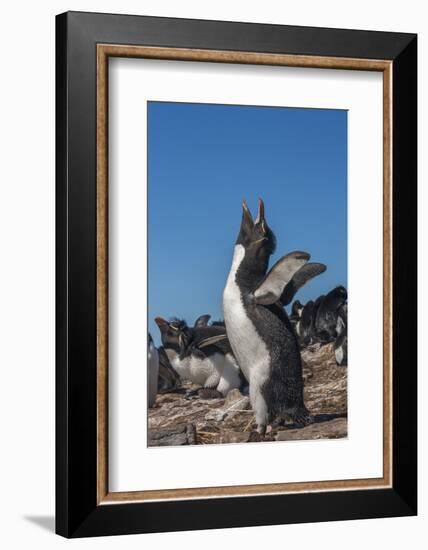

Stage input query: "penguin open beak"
[
  {"left": 239, "top": 199, "right": 255, "bottom": 238},
  {"left": 242, "top": 199, "right": 254, "bottom": 226},
  {"left": 255, "top": 197, "right": 267, "bottom": 234}
]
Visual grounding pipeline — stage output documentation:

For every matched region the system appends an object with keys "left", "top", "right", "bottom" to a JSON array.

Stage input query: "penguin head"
[
  {"left": 154, "top": 317, "right": 190, "bottom": 352},
  {"left": 235, "top": 198, "right": 276, "bottom": 279},
  {"left": 324, "top": 286, "right": 348, "bottom": 311},
  {"left": 331, "top": 286, "right": 348, "bottom": 304},
  {"left": 335, "top": 286, "right": 348, "bottom": 299},
  {"left": 291, "top": 300, "right": 304, "bottom": 318},
  {"left": 237, "top": 198, "right": 276, "bottom": 253}
]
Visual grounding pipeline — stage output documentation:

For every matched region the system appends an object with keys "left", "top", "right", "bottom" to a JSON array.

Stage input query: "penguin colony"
[
  {"left": 289, "top": 287, "right": 348, "bottom": 365},
  {"left": 149, "top": 199, "right": 347, "bottom": 436}
]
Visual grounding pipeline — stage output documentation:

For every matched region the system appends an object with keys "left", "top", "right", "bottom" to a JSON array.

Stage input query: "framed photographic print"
[{"left": 56, "top": 11, "right": 417, "bottom": 538}]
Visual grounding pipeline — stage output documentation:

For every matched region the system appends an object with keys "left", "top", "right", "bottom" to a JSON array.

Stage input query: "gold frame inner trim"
[{"left": 96, "top": 44, "right": 393, "bottom": 505}]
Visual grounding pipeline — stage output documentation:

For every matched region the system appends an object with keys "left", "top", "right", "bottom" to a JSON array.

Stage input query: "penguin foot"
[{"left": 292, "top": 408, "right": 313, "bottom": 427}]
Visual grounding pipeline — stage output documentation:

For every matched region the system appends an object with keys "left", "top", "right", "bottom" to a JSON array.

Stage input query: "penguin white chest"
[
  {"left": 223, "top": 244, "right": 270, "bottom": 384},
  {"left": 166, "top": 350, "right": 221, "bottom": 387},
  {"left": 335, "top": 345, "right": 344, "bottom": 365}
]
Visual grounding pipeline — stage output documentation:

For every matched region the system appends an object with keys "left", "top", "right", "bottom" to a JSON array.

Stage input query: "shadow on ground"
[{"left": 24, "top": 515, "right": 55, "bottom": 533}]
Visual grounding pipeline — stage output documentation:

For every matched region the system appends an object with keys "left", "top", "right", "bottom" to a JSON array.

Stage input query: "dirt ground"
[{"left": 148, "top": 342, "right": 347, "bottom": 446}]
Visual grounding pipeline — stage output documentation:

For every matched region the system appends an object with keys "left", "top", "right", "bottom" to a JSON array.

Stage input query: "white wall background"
[{"left": 0, "top": 1, "right": 424, "bottom": 547}]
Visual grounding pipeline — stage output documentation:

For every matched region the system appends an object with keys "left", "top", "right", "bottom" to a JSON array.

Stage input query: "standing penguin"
[
  {"left": 314, "top": 286, "right": 347, "bottom": 343},
  {"left": 223, "top": 199, "right": 326, "bottom": 434},
  {"left": 147, "top": 333, "right": 159, "bottom": 408}
]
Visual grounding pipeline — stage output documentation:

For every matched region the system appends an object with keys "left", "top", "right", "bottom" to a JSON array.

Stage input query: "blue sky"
[{"left": 148, "top": 102, "right": 347, "bottom": 345}]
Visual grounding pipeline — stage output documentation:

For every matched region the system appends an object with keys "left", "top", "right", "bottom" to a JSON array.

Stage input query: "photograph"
[
  {"left": 0, "top": 1, "right": 420, "bottom": 545},
  {"left": 147, "top": 101, "right": 348, "bottom": 446}
]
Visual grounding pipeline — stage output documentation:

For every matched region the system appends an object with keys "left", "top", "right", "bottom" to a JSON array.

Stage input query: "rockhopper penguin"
[
  {"left": 155, "top": 317, "right": 242, "bottom": 397},
  {"left": 223, "top": 199, "right": 326, "bottom": 434},
  {"left": 314, "top": 286, "right": 347, "bottom": 343}
]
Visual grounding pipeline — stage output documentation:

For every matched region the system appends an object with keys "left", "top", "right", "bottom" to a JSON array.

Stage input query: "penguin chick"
[
  {"left": 223, "top": 198, "right": 323, "bottom": 434},
  {"left": 154, "top": 317, "right": 242, "bottom": 397}
]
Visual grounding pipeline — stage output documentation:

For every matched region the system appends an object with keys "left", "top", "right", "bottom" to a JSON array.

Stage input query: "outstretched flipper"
[
  {"left": 280, "top": 262, "right": 327, "bottom": 306},
  {"left": 253, "top": 251, "right": 310, "bottom": 306},
  {"left": 194, "top": 314, "right": 211, "bottom": 328}
]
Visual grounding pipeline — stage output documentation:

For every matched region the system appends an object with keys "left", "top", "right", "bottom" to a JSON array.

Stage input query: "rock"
[
  {"left": 224, "top": 389, "right": 245, "bottom": 407},
  {"left": 248, "top": 431, "right": 263, "bottom": 443},
  {"left": 220, "top": 431, "right": 251, "bottom": 444},
  {"left": 186, "top": 423, "right": 196, "bottom": 445},
  {"left": 276, "top": 417, "right": 347, "bottom": 441},
  {"left": 205, "top": 409, "right": 227, "bottom": 422},
  {"left": 204, "top": 389, "right": 250, "bottom": 423},
  {"left": 204, "top": 394, "right": 250, "bottom": 423},
  {"left": 226, "top": 396, "right": 251, "bottom": 412},
  {"left": 148, "top": 342, "right": 347, "bottom": 446},
  {"left": 148, "top": 423, "right": 196, "bottom": 446}
]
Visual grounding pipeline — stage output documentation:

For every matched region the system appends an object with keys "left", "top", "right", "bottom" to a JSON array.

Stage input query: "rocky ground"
[{"left": 148, "top": 343, "right": 347, "bottom": 446}]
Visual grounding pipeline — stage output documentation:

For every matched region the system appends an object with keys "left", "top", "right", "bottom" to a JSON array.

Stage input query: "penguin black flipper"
[
  {"left": 192, "top": 325, "right": 227, "bottom": 342},
  {"left": 197, "top": 334, "right": 228, "bottom": 349},
  {"left": 187, "top": 326, "right": 233, "bottom": 357},
  {"left": 194, "top": 314, "right": 211, "bottom": 328},
  {"left": 192, "top": 339, "right": 233, "bottom": 358},
  {"left": 280, "top": 262, "right": 327, "bottom": 306},
  {"left": 253, "top": 251, "right": 310, "bottom": 306}
]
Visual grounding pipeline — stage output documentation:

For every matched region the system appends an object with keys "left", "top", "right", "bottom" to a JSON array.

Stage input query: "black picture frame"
[{"left": 56, "top": 11, "right": 417, "bottom": 538}]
